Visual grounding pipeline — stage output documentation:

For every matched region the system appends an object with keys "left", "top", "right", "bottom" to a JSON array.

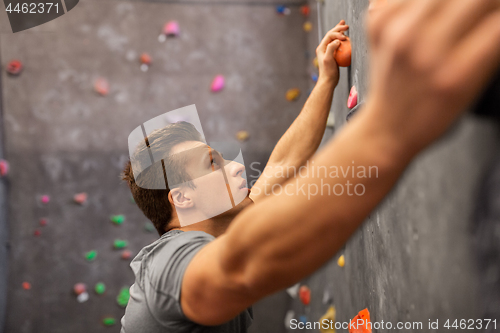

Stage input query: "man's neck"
[{"left": 169, "top": 216, "right": 232, "bottom": 238}]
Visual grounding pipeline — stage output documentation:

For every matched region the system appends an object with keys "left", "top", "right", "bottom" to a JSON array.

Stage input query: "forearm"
[
  {"left": 223, "top": 103, "right": 415, "bottom": 301},
  {"left": 269, "top": 77, "right": 336, "bottom": 167}
]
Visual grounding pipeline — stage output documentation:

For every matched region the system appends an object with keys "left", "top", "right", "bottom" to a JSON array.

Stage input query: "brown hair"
[{"left": 122, "top": 121, "right": 203, "bottom": 236}]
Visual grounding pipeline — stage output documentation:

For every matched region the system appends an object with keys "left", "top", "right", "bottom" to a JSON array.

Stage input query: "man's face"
[{"left": 170, "top": 141, "right": 248, "bottom": 224}]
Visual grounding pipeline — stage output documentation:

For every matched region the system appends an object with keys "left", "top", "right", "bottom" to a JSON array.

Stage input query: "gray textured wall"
[
  {"left": 278, "top": 1, "right": 500, "bottom": 332},
  {"left": 0, "top": 0, "right": 314, "bottom": 332}
]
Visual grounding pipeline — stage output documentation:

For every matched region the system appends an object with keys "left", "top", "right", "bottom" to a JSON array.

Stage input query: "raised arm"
[
  {"left": 249, "top": 21, "right": 349, "bottom": 202},
  {"left": 182, "top": 0, "right": 500, "bottom": 325}
]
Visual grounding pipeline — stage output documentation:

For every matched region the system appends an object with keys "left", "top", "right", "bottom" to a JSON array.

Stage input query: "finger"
[
  {"left": 318, "top": 31, "right": 348, "bottom": 53},
  {"left": 332, "top": 25, "right": 349, "bottom": 33},
  {"left": 436, "top": 9, "right": 500, "bottom": 107},
  {"left": 326, "top": 40, "right": 342, "bottom": 59},
  {"left": 367, "top": 0, "right": 407, "bottom": 48},
  {"left": 428, "top": 0, "right": 499, "bottom": 51}
]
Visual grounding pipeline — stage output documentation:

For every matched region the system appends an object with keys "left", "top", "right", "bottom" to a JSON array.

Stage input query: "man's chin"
[{"left": 215, "top": 195, "right": 253, "bottom": 219}]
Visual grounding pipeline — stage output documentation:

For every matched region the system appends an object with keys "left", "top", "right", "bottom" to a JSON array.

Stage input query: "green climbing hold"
[
  {"left": 95, "top": 282, "right": 106, "bottom": 295},
  {"left": 114, "top": 239, "right": 128, "bottom": 249},
  {"left": 117, "top": 287, "right": 130, "bottom": 307},
  {"left": 102, "top": 317, "right": 116, "bottom": 326},
  {"left": 85, "top": 250, "right": 97, "bottom": 261},
  {"left": 110, "top": 215, "right": 125, "bottom": 225},
  {"left": 144, "top": 222, "right": 155, "bottom": 233}
]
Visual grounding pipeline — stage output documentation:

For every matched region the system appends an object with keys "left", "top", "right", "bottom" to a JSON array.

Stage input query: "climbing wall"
[
  {"left": 280, "top": 0, "right": 500, "bottom": 332},
  {"left": 0, "top": 0, "right": 315, "bottom": 332}
]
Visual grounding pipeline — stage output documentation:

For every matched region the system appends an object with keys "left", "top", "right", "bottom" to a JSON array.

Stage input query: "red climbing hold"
[
  {"left": 6, "top": 60, "right": 23, "bottom": 76},
  {"left": 347, "top": 86, "right": 358, "bottom": 109},
  {"left": 299, "top": 285, "right": 311, "bottom": 305},
  {"left": 349, "top": 308, "right": 372, "bottom": 333},
  {"left": 121, "top": 250, "right": 132, "bottom": 260},
  {"left": 300, "top": 5, "right": 310, "bottom": 16},
  {"left": 34, "top": 229, "right": 41, "bottom": 236},
  {"left": 73, "top": 283, "right": 87, "bottom": 295},
  {"left": 0, "top": 159, "right": 9, "bottom": 177},
  {"left": 39, "top": 218, "right": 48, "bottom": 227},
  {"left": 140, "top": 53, "right": 152, "bottom": 65},
  {"left": 73, "top": 192, "right": 87, "bottom": 205},
  {"left": 22, "top": 282, "right": 31, "bottom": 290}
]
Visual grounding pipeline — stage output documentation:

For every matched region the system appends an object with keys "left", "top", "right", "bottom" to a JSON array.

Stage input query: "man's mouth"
[{"left": 238, "top": 179, "right": 248, "bottom": 190}]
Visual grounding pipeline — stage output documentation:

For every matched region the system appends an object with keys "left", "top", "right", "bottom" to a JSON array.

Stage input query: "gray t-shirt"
[{"left": 120, "top": 229, "right": 253, "bottom": 333}]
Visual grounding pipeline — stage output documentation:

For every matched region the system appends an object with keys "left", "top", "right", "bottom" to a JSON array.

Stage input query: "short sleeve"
[{"left": 144, "top": 231, "right": 215, "bottom": 327}]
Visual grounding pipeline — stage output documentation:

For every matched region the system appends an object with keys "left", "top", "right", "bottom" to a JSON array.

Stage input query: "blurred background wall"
[
  {"left": 0, "top": 0, "right": 320, "bottom": 331},
  {"left": 0, "top": 0, "right": 499, "bottom": 332}
]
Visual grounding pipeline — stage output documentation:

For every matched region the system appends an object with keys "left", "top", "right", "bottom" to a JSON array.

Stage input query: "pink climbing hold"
[
  {"left": 0, "top": 159, "right": 9, "bottom": 177},
  {"left": 73, "top": 283, "right": 87, "bottom": 295},
  {"left": 211, "top": 75, "right": 225, "bottom": 92},
  {"left": 74, "top": 192, "right": 88, "bottom": 205},
  {"left": 163, "top": 21, "right": 180, "bottom": 37},
  {"left": 299, "top": 285, "right": 311, "bottom": 305},
  {"left": 94, "top": 78, "right": 109, "bottom": 96},
  {"left": 347, "top": 86, "right": 358, "bottom": 109},
  {"left": 40, "top": 195, "right": 50, "bottom": 204}
]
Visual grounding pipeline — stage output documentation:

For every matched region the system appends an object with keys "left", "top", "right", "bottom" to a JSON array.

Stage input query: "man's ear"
[{"left": 169, "top": 187, "right": 194, "bottom": 209}]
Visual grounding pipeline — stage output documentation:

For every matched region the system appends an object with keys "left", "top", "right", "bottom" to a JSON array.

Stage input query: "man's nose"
[{"left": 225, "top": 160, "right": 245, "bottom": 177}]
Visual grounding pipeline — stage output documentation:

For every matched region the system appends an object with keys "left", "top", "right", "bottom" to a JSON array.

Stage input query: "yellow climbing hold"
[
  {"left": 313, "top": 57, "right": 319, "bottom": 68},
  {"left": 303, "top": 21, "right": 313, "bottom": 32},
  {"left": 286, "top": 88, "right": 301, "bottom": 101},
  {"left": 236, "top": 131, "right": 249, "bottom": 142},
  {"left": 337, "top": 255, "right": 345, "bottom": 267},
  {"left": 319, "top": 306, "right": 336, "bottom": 333}
]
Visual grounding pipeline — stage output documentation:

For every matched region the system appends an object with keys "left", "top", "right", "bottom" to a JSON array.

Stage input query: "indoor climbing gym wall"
[
  {"left": 278, "top": 1, "right": 500, "bottom": 332},
  {"left": 0, "top": 0, "right": 318, "bottom": 332}
]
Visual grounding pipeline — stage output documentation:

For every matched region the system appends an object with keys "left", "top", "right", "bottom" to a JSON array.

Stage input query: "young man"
[{"left": 120, "top": 0, "right": 500, "bottom": 331}]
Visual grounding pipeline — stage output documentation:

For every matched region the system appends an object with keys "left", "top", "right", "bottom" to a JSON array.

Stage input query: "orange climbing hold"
[
  {"left": 299, "top": 285, "right": 311, "bottom": 305},
  {"left": 335, "top": 37, "right": 351, "bottom": 67},
  {"left": 349, "top": 308, "right": 372, "bottom": 333},
  {"left": 22, "top": 282, "right": 31, "bottom": 290}
]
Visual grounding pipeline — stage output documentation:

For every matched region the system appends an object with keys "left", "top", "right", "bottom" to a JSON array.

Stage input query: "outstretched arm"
[
  {"left": 250, "top": 21, "right": 349, "bottom": 202},
  {"left": 183, "top": 0, "right": 500, "bottom": 325}
]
